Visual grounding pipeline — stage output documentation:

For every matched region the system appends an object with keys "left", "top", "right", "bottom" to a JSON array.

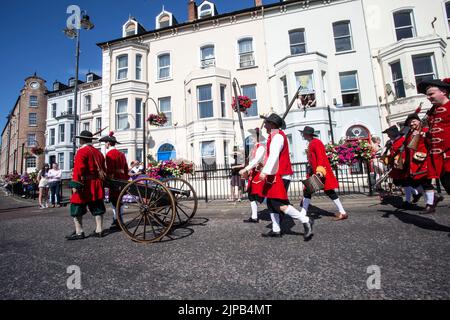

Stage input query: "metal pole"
[
  {"left": 20, "top": 142, "right": 25, "bottom": 174},
  {"left": 143, "top": 101, "right": 146, "bottom": 170},
  {"left": 327, "top": 105, "right": 335, "bottom": 144},
  {"left": 6, "top": 116, "right": 12, "bottom": 174},
  {"left": 232, "top": 80, "right": 247, "bottom": 162},
  {"left": 72, "top": 29, "right": 80, "bottom": 168}
]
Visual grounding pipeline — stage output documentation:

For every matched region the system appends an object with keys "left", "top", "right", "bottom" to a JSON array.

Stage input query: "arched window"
[
  {"left": 159, "top": 14, "right": 171, "bottom": 28},
  {"left": 199, "top": 2, "right": 213, "bottom": 18},
  {"left": 125, "top": 22, "right": 136, "bottom": 37},
  {"left": 157, "top": 144, "right": 176, "bottom": 161},
  {"left": 345, "top": 125, "right": 370, "bottom": 140}
]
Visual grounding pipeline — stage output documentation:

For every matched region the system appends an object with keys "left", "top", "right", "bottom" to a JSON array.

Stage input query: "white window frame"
[
  {"left": 96, "top": 117, "right": 102, "bottom": 133},
  {"left": 288, "top": 29, "right": 307, "bottom": 55},
  {"left": 86, "top": 74, "right": 94, "bottom": 83},
  {"left": 67, "top": 99, "right": 73, "bottom": 114},
  {"left": 339, "top": 71, "right": 361, "bottom": 107},
  {"left": 220, "top": 84, "right": 226, "bottom": 118},
  {"left": 29, "top": 95, "right": 38, "bottom": 107},
  {"left": 58, "top": 153, "right": 65, "bottom": 170},
  {"left": 412, "top": 54, "right": 437, "bottom": 88},
  {"left": 198, "top": 1, "right": 214, "bottom": 18},
  {"left": 26, "top": 156, "right": 36, "bottom": 169},
  {"left": 157, "top": 53, "right": 171, "bottom": 80},
  {"left": 49, "top": 128, "right": 55, "bottom": 146},
  {"left": 84, "top": 95, "right": 91, "bottom": 112},
  {"left": 197, "top": 84, "right": 214, "bottom": 119},
  {"left": 281, "top": 76, "right": 289, "bottom": 108},
  {"left": 27, "top": 134, "right": 36, "bottom": 147},
  {"left": 116, "top": 99, "right": 128, "bottom": 131},
  {"left": 51, "top": 103, "right": 57, "bottom": 118},
  {"left": 158, "top": 97, "right": 172, "bottom": 127},
  {"left": 135, "top": 98, "right": 142, "bottom": 129},
  {"left": 444, "top": 1, "right": 450, "bottom": 34},
  {"left": 242, "top": 84, "right": 258, "bottom": 118},
  {"left": 116, "top": 54, "right": 128, "bottom": 81},
  {"left": 389, "top": 60, "right": 406, "bottom": 98},
  {"left": 332, "top": 21, "right": 354, "bottom": 53},
  {"left": 82, "top": 122, "right": 90, "bottom": 132},
  {"left": 29, "top": 113, "right": 37, "bottom": 126},
  {"left": 392, "top": 9, "right": 417, "bottom": 41},
  {"left": 200, "top": 45, "right": 215, "bottom": 68},
  {"left": 59, "top": 124, "right": 65, "bottom": 143},
  {"left": 136, "top": 54, "right": 142, "bottom": 80},
  {"left": 200, "top": 140, "right": 216, "bottom": 166},
  {"left": 238, "top": 37, "right": 255, "bottom": 69}
]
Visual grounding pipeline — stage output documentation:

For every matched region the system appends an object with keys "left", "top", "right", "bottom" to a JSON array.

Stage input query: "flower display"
[
  {"left": 145, "top": 159, "right": 194, "bottom": 180},
  {"left": 231, "top": 96, "right": 253, "bottom": 113},
  {"left": 326, "top": 139, "right": 374, "bottom": 166},
  {"left": 31, "top": 146, "right": 44, "bottom": 155},
  {"left": 147, "top": 113, "right": 168, "bottom": 127}
]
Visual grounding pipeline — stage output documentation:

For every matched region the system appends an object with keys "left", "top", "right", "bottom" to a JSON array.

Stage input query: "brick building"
[{"left": 0, "top": 74, "right": 48, "bottom": 176}]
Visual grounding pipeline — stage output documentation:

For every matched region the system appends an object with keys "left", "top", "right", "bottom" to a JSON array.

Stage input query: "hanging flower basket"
[
  {"left": 147, "top": 113, "right": 168, "bottom": 127},
  {"left": 145, "top": 160, "right": 194, "bottom": 180},
  {"left": 326, "top": 140, "right": 374, "bottom": 167},
  {"left": 31, "top": 146, "right": 44, "bottom": 155},
  {"left": 231, "top": 96, "right": 253, "bottom": 113}
]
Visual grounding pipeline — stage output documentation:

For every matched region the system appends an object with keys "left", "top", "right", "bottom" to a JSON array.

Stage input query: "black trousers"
[
  {"left": 266, "top": 179, "right": 291, "bottom": 214},
  {"left": 440, "top": 172, "right": 450, "bottom": 195},
  {"left": 408, "top": 178, "right": 434, "bottom": 191},
  {"left": 304, "top": 189, "right": 339, "bottom": 201}
]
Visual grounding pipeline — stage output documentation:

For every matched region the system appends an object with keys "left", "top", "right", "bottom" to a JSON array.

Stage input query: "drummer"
[{"left": 300, "top": 126, "right": 348, "bottom": 221}]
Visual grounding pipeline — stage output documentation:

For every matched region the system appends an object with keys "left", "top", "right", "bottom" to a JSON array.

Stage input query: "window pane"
[
  {"left": 335, "top": 37, "right": 352, "bottom": 52},
  {"left": 340, "top": 73, "right": 358, "bottom": 91},
  {"left": 342, "top": 93, "right": 360, "bottom": 107},
  {"left": 239, "top": 39, "right": 253, "bottom": 53},
  {"left": 199, "top": 102, "right": 213, "bottom": 118},
  {"left": 394, "top": 12, "right": 412, "bottom": 28},
  {"left": 412, "top": 55, "right": 433, "bottom": 75},
  {"left": 135, "top": 99, "right": 142, "bottom": 129},
  {"left": 201, "top": 46, "right": 214, "bottom": 59},
  {"left": 242, "top": 85, "right": 258, "bottom": 117},
  {"left": 333, "top": 22, "right": 350, "bottom": 37},
  {"left": 295, "top": 71, "right": 314, "bottom": 93},
  {"left": 291, "top": 44, "right": 306, "bottom": 55},
  {"left": 198, "top": 85, "right": 212, "bottom": 100},
  {"left": 159, "top": 97, "right": 172, "bottom": 126},
  {"left": 396, "top": 28, "right": 413, "bottom": 41},
  {"left": 118, "top": 56, "right": 128, "bottom": 68},
  {"left": 118, "top": 115, "right": 128, "bottom": 130},
  {"left": 159, "top": 54, "right": 170, "bottom": 68},
  {"left": 289, "top": 30, "right": 304, "bottom": 45},
  {"left": 201, "top": 141, "right": 215, "bottom": 157},
  {"left": 390, "top": 62, "right": 402, "bottom": 80},
  {"left": 117, "top": 99, "right": 127, "bottom": 113}
]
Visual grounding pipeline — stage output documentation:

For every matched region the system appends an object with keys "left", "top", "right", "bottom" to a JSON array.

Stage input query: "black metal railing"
[{"left": 183, "top": 161, "right": 393, "bottom": 202}]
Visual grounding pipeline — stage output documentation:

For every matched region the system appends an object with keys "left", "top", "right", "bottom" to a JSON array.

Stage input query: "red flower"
[
  {"left": 231, "top": 96, "right": 253, "bottom": 113},
  {"left": 443, "top": 78, "right": 450, "bottom": 84},
  {"left": 109, "top": 131, "right": 114, "bottom": 137}
]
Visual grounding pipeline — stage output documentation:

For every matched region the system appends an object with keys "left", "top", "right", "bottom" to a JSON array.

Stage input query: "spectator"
[
  {"left": 371, "top": 136, "right": 385, "bottom": 184},
  {"left": 306, "top": 94, "right": 316, "bottom": 107},
  {"left": 129, "top": 161, "right": 141, "bottom": 180},
  {"left": 48, "top": 163, "right": 62, "bottom": 207},
  {"left": 38, "top": 164, "right": 50, "bottom": 209},
  {"left": 228, "top": 153, "right": 245, "bottom": 202}
]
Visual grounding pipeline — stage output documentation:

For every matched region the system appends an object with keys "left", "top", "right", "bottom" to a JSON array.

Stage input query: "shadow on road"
[
  {"left": 379, "top": 209, "right": 450, "bottom": 233},
  {"left": 0, "top": 205, "right": 38, "bottom": 213}
]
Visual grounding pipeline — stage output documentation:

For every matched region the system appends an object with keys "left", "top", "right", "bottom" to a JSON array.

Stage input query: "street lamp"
[{"left": 63, "top": 10, "right": 94, "bottom": 168}]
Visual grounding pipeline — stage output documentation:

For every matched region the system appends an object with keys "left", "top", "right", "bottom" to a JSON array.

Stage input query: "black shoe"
[
  {"left": 66, "top": 232, "right": 85, "bottom": 241},
  {"left": 303, "top": 219, "right": 314, "bottom": 241},
  {"left": 90, "top": 230, "right": 104, "bottom": 238},
  {"left": 434, "top": 194, "right": 444, "bottom": 207},
  {"left": 412, "top": 193, "right": 422, "bottom": 204},
  {"left": 421, "top": 205, "right": 436, "bottom": 214},
  {"left": 243, "top": 217, "right": 259, "bottom": 223},
  {"left": 261, "top": 230, "right": 282, "bottom": 238},
  {"left": 400, "top": 201, "right": 413, "bottom": 209}
]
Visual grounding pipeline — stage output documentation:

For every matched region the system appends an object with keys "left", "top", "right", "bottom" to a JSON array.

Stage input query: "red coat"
[
  {"left": 388, "top": 136, "right": 407, "bottom": 180},
  {"left": 405, "top": 128, "right": 429, "bottom": 180},
  {"left": 252, "top": 130, "right": 292, "bottom": 200},
  {"left": 307, "top": 138, "right": 339, "bottom": 190},
  {"left": 426, "top": 101, "right": 450, "bottom": 178},
  {"left": 106, "top": 148, "right": 129, "bottom": 199},
  {"left": 70, "top": 145, "right": 106, "bottom": 204}
]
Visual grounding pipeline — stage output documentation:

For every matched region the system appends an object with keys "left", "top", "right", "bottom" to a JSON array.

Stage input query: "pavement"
[{"left": 0, "top": 192, "right": 449, "bottom": 300}]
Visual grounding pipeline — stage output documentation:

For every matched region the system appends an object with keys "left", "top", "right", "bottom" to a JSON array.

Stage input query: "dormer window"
[
  {"left": 53, "top": 82, "right": 60, "bottom": 91},
  {"left": 156, "top": 9, "right": 177, "bottom": 29},
  {"left": 198, "top": 1, "right": 215, "bottom": 19},
  {"left": 86, "top": 74, "right": 93, "bottom": 83},
  {"left": 125, "top": 22, "right": 136, "bottom": 37},
  {"left": 159, "top": 14, "right": 170, "bottom": 28},
  {"left": 69, "top": 78, "right": 75, "bottom": 87}
]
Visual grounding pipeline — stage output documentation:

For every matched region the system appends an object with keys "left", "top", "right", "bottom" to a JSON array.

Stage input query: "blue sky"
[{"left": 0, "top": 0, "right": 279, "bottom": 132}]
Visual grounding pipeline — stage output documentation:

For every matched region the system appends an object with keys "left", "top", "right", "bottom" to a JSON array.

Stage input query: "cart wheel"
[
  {"left": 163, "top": 177, "right": 198, "bottom": 227},
  {"left": 116, "top": 178, "right": 176, "bottom": 244}
]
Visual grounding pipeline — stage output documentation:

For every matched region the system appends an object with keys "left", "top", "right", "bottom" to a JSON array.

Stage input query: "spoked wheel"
[
  {"left": 116, "top": 178, "right": 176, "bottom": 244},
  {"left": 162, "top": 177, "right": 198, "bottom": 227}
]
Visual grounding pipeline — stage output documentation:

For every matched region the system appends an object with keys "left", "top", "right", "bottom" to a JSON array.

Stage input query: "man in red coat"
[
  {"left": 253, "top": 114, "right": 313, "bottom": 240},
  {"left": 418, "top": 78, "right": 450, "bottom": 195},
  {"left": 300, "top": 126, "right": 347, "bottom": 221},
  {"left": 99, "top": 131, "right": 129, "bottom": 230},
  {"left": 66, "top": 131, "right": 106, "bottom": 240}
]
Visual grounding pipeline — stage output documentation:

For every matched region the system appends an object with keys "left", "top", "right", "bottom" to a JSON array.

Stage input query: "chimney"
[
  {"left": 255, "top": 0, "right": 263, "bottom": 6},
  {"left": 188, "top": 0, "right": 197, "bottom": 22}
]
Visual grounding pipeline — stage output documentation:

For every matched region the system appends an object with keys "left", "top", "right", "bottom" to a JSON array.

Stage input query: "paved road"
[{"left": 0, "top": 193, "right": 449, "bottom": 300}]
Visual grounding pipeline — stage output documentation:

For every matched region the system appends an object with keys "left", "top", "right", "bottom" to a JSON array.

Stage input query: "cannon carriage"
[{"left": 108, "top": 176, "right": 197, "bottom": 244}]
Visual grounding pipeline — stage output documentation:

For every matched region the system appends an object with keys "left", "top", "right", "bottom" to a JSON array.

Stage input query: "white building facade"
[
  {"left": 362, "top": 0, "right": 450, "bottom": 128},
  {"left": 45, "top": 73, "right": 102, "bottom": 179}
]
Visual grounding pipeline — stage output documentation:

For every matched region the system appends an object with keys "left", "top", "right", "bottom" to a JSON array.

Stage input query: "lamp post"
[
  {"left": 142, "top": 97, "right": 159, "bottom": 170},
  {"left": 6, "top": 113, "right": 14, "bottom": 174},
  {"left": 63, "top": 9, "right": 94, "bottom": 168}
]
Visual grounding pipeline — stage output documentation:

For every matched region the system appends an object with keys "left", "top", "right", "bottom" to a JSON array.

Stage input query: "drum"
[{"left": 302, "top": 174, "right": 324, "bottom": 194}]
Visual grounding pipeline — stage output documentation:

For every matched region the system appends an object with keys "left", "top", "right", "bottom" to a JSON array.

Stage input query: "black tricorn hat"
[
  {"left": 99, "top": 132, "right": 121, "bottom": 144},
  {"left": 404, "top": 113, "right": 421, "bottom": 126},
  {"left": 417, "top": 78, "right": 450, "bottom": 94},
  {"left": 75, "top": 130, "right": 98, "bottom": 140},
  {"left": 299, "top": 126, "right": 318, "bottom": 137},
  {"left": 382, "top": 125, "right": 400, "bottom": 136},
  {"left": 260, "top": 113, "right": 286, "bottom": 130}
]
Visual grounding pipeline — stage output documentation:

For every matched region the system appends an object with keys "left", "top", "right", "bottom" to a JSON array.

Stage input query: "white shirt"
[
  {"left": 47, "top": 169, "right": 62, "bottom": 183},
  {"left": 244, "top": 145, "right": 265, "bottom": 172},
  {"left": 261, "top": 133, "right": 292, "bottom": 180}
]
